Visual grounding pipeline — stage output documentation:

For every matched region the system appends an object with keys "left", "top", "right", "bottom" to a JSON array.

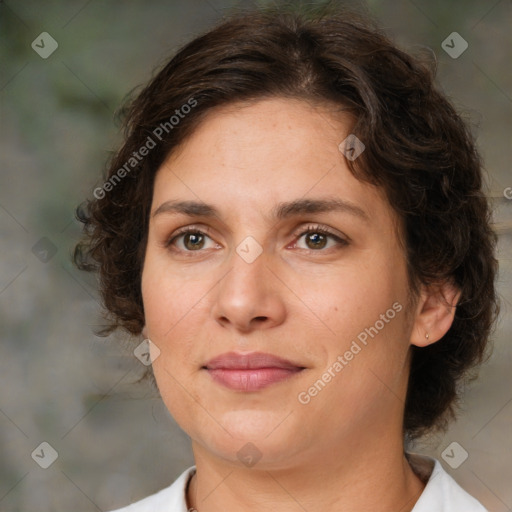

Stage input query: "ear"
[
  {"left": 142, "top": 325, "right": 148, "bottom": 338},
  {"left": 410, "top": 281, "right": 461, "bottom": 347}
]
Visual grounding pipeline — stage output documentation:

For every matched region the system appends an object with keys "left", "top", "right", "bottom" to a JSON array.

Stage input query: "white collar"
[
  {"left": 408, "top": 454, "right": 487, "bottom": 511},
  {"left": 109, "top": 455, "right": 487, "bottom": 511}
]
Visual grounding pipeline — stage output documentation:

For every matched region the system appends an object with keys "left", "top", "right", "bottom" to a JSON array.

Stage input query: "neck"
[{"left": 186, "top": 432, "right": 425, "bottom": 512}]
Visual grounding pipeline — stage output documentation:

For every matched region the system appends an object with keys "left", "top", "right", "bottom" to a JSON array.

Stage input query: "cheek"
[
  {"left": 141, "top": 259, "right": 204, "bottom": 337},
  {"left": 141, "top": 260, "right": 211, "bottom": 397},
  {"left": 314, "top": 259, "right": 411, "bottom": 383},
  {"left": 142, "top": 264, "right": 205, "bottom": 414},
  {"left": 312, "top": 264, "right": 396, "bottom": 332}
]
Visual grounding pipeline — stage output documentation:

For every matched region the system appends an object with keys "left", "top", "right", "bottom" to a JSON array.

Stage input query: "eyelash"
[{"left": 165, "top": 224, "right": 349, "bottom": 254}]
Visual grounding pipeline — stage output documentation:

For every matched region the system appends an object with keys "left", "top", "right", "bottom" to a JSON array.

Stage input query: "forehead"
[
  {"left": 163, "top": 97, "right": 351, "bottom": 176},
  {"left": 151, "top": 97, "right": 397, "bottom": 233}
]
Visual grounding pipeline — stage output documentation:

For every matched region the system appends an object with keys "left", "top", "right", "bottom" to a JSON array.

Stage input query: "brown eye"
[
  {"left": 305, "top": 232, "right": 328, "bottom": 249},
  {"left": 182, "top": 232, "right": 205, "bottom": 250},
  {"left": 166, "top": 227, "right": 218, "bottom": 253},
  {"left": 294, "top": 225, "right": 349, "bottom": 252}
]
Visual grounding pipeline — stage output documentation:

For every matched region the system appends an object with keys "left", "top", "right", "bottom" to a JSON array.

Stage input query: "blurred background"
[{"left": 0, "top": 0, "right": 511, "bottom": 510}]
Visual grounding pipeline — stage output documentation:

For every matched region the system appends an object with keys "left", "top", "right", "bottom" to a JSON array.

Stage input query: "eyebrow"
[{"left": 152, "top": 197, "right": 370, "bottom": 223}]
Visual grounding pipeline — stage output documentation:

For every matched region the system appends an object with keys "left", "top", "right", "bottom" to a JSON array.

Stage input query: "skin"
[{"left": 141, "top": 97, "right": 459, "bottom": 512}]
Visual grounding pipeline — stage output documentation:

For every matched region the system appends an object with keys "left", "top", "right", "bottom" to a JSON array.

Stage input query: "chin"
[
  {"left": 206, "top": 436, "right": 303, "bottom": 470},
  {"left": 187, "top": 409, "right": 309, "bottom": 469},
  {"left": 220, "top": 408, "right": 289, "bottom": 438}
]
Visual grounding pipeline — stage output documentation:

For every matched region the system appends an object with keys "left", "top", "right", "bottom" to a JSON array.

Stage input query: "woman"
[{"left": 75, "top": 4, "right": 499, "bottom": 511}]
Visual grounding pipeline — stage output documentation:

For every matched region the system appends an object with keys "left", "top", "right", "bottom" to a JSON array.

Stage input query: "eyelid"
[
  {"left": 289, "top": 223, "right": 350, "bottom": 251},
  {"left": 164, "top": 222, "right": 350, "bottom": 251},
  {"left": 164, "top": 224, "right": 215, "bottom": 248},
  {"left": 292, "top": 223, "right": 349, "bottom": 242}
]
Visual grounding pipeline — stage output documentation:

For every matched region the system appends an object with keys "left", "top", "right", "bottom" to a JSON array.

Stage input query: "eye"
[
  {"left": 164, "top": 224, "right": 349, "bottom": 255},
  {"left": 292, "top": 224, "right": 349, "bottom": 251},
  {"left": 165, "top": 226, "right": 219, "bottom": 252}
]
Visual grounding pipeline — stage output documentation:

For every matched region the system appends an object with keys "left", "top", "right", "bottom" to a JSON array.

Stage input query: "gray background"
[{"left": 0, "top": 0, "right": 511, "bottom": 510}]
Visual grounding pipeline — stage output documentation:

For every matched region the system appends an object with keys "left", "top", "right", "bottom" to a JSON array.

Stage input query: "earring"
[{"left": 425, "top": 332, "right": 430, "bottom": 340}]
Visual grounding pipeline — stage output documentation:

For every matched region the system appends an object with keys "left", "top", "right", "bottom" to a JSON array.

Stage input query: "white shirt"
[{"left": 109, "top": 455, "right": 487, "bottom": 512}]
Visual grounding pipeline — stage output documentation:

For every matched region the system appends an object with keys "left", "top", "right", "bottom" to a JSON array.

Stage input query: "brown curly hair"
[{"left": 74, "top": 4, "right": 500, "bottom": 440}]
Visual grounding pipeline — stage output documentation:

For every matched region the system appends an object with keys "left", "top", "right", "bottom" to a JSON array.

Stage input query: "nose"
[{"left": 211, "top": 246, "right": 287, "bottom": 333}]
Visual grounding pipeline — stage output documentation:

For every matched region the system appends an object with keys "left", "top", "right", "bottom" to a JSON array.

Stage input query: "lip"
[{"left": 203, "top": 352, "right": 305, "bottom": 392}]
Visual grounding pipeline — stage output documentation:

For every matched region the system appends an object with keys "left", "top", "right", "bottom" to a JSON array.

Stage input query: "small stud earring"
[{"left": 425, "top": 332, "right": 430, "bottom": 340}]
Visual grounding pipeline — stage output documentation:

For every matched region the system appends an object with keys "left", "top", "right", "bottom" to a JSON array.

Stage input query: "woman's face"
[{"left": 142, "top": 98, "right": 417, "bottom": 469}]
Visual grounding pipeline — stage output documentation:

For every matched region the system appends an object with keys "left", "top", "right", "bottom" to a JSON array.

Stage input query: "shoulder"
[
  {"left": 409, "top": 454, "right": 488, "bottom": 512},
  {"left": 108, "top": 466, "right": 196, "bottom": 512}
]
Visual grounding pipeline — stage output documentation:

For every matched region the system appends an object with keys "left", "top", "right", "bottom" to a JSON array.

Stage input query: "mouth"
[{"left": 202, "top": 352, "right": 306, "bottom": 392}]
